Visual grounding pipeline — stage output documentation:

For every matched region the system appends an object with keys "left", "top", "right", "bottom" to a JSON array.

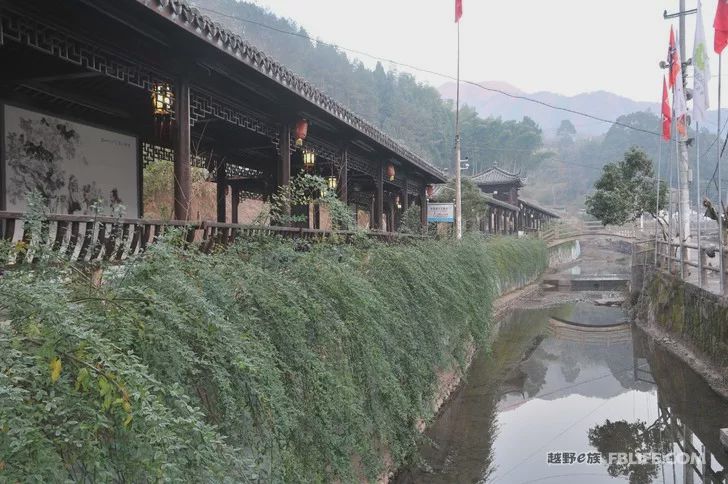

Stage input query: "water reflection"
[{"left": 395, "top": 304, "right": 728, "bottom": 484}]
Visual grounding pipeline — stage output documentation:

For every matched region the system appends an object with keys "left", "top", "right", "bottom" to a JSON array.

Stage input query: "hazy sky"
[{"left": 243, "top": 0, "right": 724, "bottom": 105}]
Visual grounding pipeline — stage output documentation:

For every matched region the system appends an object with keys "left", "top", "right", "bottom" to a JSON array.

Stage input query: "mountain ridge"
[{"left": 438, "top": 81, "right": 659, "bottom": 137}]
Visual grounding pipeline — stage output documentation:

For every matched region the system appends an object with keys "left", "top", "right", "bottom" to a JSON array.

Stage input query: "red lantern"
[
  {"left": 294, "top": 119, "right": 308, "bottom": 147},
  {"left": 386, "top": 163, "right": 396, "bottom": 181},
  {"left": 426, "top": 184, "right": 434, "bottom": 198}
]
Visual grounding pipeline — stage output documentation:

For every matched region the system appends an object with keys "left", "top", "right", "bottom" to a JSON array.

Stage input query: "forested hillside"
[
  {"left": 526, "top": 111, "right": 724, "bottom": 208},
  {"left": 194, "top": 0, "right": 545, "bottom": 172},
  {"left": 193, "top": 1, "right": 723, "bottom": 210}
]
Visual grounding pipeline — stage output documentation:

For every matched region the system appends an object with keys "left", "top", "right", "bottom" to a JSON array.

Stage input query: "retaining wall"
[{"left": 635, "top": 269, "right": 728, "bottom": 368}]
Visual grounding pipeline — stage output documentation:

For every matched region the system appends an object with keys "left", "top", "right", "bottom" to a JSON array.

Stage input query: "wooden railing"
[{"left": 0, "top": 211, "right": 423, "bottom": 265}]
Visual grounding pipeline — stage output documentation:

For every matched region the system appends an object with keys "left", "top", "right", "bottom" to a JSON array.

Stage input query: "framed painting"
[{"left": 1, "top": 104, "right": 140, "bottom": 217}]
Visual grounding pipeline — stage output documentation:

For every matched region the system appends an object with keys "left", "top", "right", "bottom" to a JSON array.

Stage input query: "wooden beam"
[{"left": 174, "top": 77, "right": 192, "bottom": 220}]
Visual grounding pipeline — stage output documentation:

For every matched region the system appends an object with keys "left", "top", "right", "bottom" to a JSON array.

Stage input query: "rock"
[{"left": 594, "top": 298, "right": 624, "bottom": 307}]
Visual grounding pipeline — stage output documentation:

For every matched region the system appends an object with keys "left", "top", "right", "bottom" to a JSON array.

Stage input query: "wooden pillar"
[
  {"left": 278, "top": 123, "right": 291, "bottom": 188},
  {"left": 174, "top": 78, "right": 192, "bottom": 221},
  {"left": 374, "top": 161, "right": 384, "bottom": 230},
  {"left": 420, "top": 186, "right": 428, "bottom": 230},
  {"left": 231, "top": 187, "right": 240, "bottom": 224},
  {"left": 401, "top": 176, "right": 409, "bottom": 207},
  {"left": 340, "top": 147, "right": 348, "bottom": 204},
  {"left": 370, "top": 195, "right": 375, "bottom": 230},
  {"left": 313, "top": 203, "right": 321, "bottom": 229},
  {"left": 216, "top": 161, "right": 227, "bottom": 223}
]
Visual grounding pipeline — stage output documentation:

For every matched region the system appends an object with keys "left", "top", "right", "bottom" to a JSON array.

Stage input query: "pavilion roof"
[
  {"left": 471, "top": 166, "right": 525, "bottom": 187},
  {"left": 136, "top": 0, "right": 446, "bottom": 182}
]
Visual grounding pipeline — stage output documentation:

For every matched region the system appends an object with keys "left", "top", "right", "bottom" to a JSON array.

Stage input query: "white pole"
[
  {"left": 697, "top": 122, "right": 702, "bottom": 288},
  {"left": 454, "top": 22, "right": 462, "bottom": 240},
  {"left": 718, "top": 55, "right": 725, "bottom": 293},
  {"left": 655, "top": 133, "right": 663, "bottom": 266},
  {"left": 669, "top": 109, "right": 676, "bottom": 274},
  {"left": 675, "top": 111, "right": 684, "bottom": 278}
]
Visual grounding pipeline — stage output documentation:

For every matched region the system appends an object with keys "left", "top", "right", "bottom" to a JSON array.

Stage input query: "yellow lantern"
[
  {"left": 303, "top": 150, "right": 316, "bottom": 170},
  {"left": 326, "top": 176, "right": 338, "bottom": 191},
  {"left": 152, "top": 83, "right": 174, "bottom": 116}
]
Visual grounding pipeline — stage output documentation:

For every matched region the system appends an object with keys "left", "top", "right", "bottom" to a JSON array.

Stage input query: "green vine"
[{"left": 0, "top": 231, "right": 546, "bottom": 482}]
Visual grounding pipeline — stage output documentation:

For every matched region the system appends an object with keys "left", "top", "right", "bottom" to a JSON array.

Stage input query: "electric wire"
[{"left": 198, "top": 7, "right": 675, "bottom": 140}]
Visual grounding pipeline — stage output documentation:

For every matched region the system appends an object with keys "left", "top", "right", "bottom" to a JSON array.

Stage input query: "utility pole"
[
  {"left": 677, "top": 0, "right": 692, "bottom": 258},
  {"left": 664, "top": 2, "right": 694, "bottom": 264}
]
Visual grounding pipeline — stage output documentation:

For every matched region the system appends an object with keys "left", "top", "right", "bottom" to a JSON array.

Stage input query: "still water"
[{"left": 396, "top": 303, "right": 728, "bottom": 484}]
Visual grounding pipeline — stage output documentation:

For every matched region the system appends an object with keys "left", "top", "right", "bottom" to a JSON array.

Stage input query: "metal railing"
[
  {"left": 535, "top": 222, "right": 637, "bottom": 244},
  {"left": 0, "top": 211, "right": 424, "bottom": 265},
  {"left": 634, "top": 238, "right": 728, "bottom": 296}
]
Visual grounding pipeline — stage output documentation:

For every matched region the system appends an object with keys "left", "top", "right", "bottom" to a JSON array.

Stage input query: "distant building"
[{"left": 471, "top": 166, "right": 524, "bottom": 206}]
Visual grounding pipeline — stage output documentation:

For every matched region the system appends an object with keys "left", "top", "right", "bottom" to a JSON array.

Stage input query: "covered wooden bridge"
[{"left": 0, "top": 0, "right": 445, "bottom": 244}]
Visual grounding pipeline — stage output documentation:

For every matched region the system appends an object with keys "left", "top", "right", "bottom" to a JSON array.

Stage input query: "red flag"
[
  {"left": 455, "top": 0, "right": 463, "bottom": 23},
  {"left": 662, "top": 76, "right": 671, "bottom": 141},
  {"left": 668, "top": 27, "right": 680, "bottom": 88},
  {"left": 715, "top": 0, "right": 728, "bottom": 53}
]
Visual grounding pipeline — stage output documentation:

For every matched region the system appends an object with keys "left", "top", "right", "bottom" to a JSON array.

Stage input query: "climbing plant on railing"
[{"left": 257, "top": 172, "right": 355, "bottom": 231}]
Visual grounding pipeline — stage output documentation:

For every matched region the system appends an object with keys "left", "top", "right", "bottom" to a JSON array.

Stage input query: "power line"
[{"left": 198, "top": 6, "right": 672, "bottom": 140}]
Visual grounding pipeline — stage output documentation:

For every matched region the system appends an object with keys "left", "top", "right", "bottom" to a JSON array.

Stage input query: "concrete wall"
[
  {"left": 548, "top": 239, "right": 581, "bottom": 266},
  {"left": 635, "top": 270, "right": 728, "bottom": 368}
]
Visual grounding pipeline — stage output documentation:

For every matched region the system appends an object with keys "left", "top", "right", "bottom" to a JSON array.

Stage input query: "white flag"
[
  {"left": 693, "top": 0, "right": 711, "bottom": 125},
  {"left": 673, "top": 40, "right": 688, "bottom": 122}
]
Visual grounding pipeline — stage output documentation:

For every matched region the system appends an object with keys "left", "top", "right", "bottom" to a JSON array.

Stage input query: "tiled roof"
[
  {"left": 483, "top": 194, "right": 519, "bottom": 212},
  {"left": 519, "top": 197, "right": 561, "bottom": 218},
  {"left": 472, "top": 166, "right": 524, "bottom": 187},
  {"left": 428, "top": 184, "right": 519, "bottom": 212},
  {"left": 136, "top": 0, "right": 445, "bottom": 181}
]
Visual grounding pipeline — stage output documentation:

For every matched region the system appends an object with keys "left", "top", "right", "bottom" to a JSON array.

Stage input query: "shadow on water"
[{"left": 394, "top": 303, "right": 728, "bottom": 484}]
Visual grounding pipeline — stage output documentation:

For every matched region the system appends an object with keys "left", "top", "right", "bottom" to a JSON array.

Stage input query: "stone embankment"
[{"left": 632, "top": 269, "right": 728, "bottom": 399}]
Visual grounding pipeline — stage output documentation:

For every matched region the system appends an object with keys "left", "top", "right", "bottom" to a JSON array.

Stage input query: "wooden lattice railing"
[{"left": 0, "top": 212, "right": 423, "bottom": 265}]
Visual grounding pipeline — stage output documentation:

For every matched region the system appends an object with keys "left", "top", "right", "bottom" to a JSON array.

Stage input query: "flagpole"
[
  {"left": 669, "top": 105, "right": 676, "bottom": 274},
  {"left": 655, "top": 125, "right": 663, "bottom": 267},
  {"left": 454, "top": 20, "right": 462, "bottom": 240},
  {"left": 675, "top": 108, "right": 686, "bottom": 280},
  {"left": 697, "top": 122, "right": 702, "bottom": 288},
  {"left": 718, "top": 54, "right": 725, "bottom": 294}
]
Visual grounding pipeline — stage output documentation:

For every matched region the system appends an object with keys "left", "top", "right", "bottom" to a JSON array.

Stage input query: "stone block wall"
[{"left": 637, "top": 270, "right": 728, "bottom": 368}]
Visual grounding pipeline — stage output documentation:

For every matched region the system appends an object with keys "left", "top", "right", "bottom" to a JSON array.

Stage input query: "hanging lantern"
[
  {"left": 151, "top": 83, "right": 174, "bottom": 142},
  {"left": 303, "top": 149, "right": 316, "bottom": 170},
  {"left": 326, "top": 176, "right": 338, "bottom": 191},
  {"left": 152, "top": 83, "right": 174, "bottom": 117},
  {"left": 426, "top": 184, "right": 434, "bottom": 198},
  {"left": 395, "top": 195, "right": 402, "bottom": 209},
  {"left": 385, "top": 163, "right": 396, "bottom": 181},
  {"left": 294, "top": 119, "right": 308, "bottom": 147}
]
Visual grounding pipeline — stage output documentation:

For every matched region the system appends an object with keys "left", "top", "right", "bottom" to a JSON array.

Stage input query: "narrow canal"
[{"left": 396, "top": 240, "right": 728, "bottom": 484}]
